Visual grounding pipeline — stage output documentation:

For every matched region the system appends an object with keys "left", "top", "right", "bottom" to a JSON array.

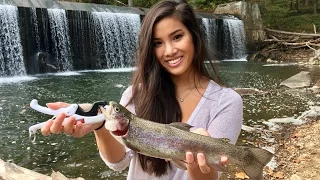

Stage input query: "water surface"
[{"left": 0, "top": 62, "right": 319, "bottom": 179}]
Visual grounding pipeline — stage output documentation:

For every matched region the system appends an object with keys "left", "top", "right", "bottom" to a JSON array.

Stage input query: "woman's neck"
[{"left": 171, "top": 70, "right": 207, "bottom": 92}]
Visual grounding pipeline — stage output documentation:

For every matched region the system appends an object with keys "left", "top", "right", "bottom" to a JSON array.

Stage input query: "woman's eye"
[
  {"left": 153, "top": 41, "right": 162, "bottom": 47},
  {"left": 173, "top": 34, "right": 182, "bottom": 40}
]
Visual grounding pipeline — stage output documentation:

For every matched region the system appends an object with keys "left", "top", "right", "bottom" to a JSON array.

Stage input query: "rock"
[
  {"left": 290, "top": 174, "right": 302, "bottom": 180},
  {"left": 280, "top": 71, "right": 311, "bottom": 88},
  {"left": 0, "top": 158, "right": 84, "bottom": 180},
  {"left": 233, "top": 88, "right": 267, "bottom": 96}
]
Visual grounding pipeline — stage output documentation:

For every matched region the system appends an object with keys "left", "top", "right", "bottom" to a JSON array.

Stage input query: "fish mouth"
[
  {"left": 111, "top": 125, "right": 128, "bottom": 137},
  {"left": 102, "top": 101, "right": 129, "bottom": 137}
]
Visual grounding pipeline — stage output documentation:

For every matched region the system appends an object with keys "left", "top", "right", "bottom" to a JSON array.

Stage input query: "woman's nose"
[{"left": 164, "top": 44, "right": 177, "bottom": 56}]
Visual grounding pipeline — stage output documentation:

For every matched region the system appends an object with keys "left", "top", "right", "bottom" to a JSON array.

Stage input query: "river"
[{"left": 0, "top": 62, "right": 319, "bottom": 179}]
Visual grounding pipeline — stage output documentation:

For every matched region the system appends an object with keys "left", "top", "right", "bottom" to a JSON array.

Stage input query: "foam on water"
[
  {"left": 78, "top": 67, "right": 136, "bottom": 73},
  {"left": 0, "top": 76, "right": 37, "bottom": 84},
  {"left": 263, "top": 63, "right": 298, "bottom": 67},
  {"left": 221, "top": 58, "right": 247, "bottom": 62}
]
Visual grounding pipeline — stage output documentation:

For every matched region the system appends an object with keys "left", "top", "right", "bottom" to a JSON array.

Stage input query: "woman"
[{"left": 41, "top": 0, "right": 243, "bottom": 179}]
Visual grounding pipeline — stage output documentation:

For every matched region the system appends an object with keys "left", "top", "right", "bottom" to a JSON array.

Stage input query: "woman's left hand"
[{"left": 186, "top": 128, "right": 228, "bottom": 179}]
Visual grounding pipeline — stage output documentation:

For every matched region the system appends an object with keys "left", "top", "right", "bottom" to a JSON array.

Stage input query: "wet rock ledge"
[{"left": 0, "top": 159, "right": 84, "bottom": 180}]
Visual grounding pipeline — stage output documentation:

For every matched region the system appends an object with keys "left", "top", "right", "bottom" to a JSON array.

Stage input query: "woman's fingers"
[
  {"left": 220, "top": 155, "right": 228, "bottom": 166},
  {"left": 50, "top": 113, "right": 66, "bottom": 134},
  {"left": 191, "top": 128, "right": 210, "bottom": 136},
  {"left": 64, "top": 116, "right": 76, "bottom": 135},
  {"left": 46, "top": 102, "right": 70, "bottom": 110},
  {"left": 186, "top": 152, "right": 198, "bottom": 170},
  {"left": 41, "top": 119, "right": 54, "bottom": 136},
  {"left": 197, "top": 153, "right": 210, "bottom": 174}
]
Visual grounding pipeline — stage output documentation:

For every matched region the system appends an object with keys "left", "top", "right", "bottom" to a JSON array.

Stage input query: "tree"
[{"left": 313, "top": 0, "right": 318, "bottom": 14}]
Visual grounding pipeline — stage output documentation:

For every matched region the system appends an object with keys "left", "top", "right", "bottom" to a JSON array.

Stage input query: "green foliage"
[
  {"left": 132, "top": 0, "right": 159, "bottom": 8},
  {"left": 188, "top": 0, "right": 229, "bottom": 11},
  {"left": 259, "top": 0, "right": 320, "bottom": 32}
]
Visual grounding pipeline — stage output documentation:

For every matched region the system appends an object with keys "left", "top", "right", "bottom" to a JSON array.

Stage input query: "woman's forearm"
[
  {"left": 79, "top": 103, "right": 126, "bottom": 163},
  {"left": 94, "top": 127, "right": 126, "bottom": 163}
]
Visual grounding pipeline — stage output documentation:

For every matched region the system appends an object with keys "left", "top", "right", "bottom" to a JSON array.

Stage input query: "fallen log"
[{"left": 265, "top": 28, "right": 320, "bottom": 37}]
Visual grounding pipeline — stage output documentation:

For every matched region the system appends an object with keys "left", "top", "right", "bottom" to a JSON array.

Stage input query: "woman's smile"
[
  {"left": 153, "top": 17, "right": 195, "bottom": 76},
  {"left": 166, "top": 56, "right": 183, "bottom": 67}
]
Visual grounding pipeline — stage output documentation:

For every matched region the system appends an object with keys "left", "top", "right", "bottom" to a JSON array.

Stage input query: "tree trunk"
[
  {"left": 305, "top": 0, "right": 310, "bottom": 6},
  {"left": 128, "top": 0, "right": 133, "bottom": 6},
  {"left": 313, "top": 0, "right": 318, "bottom": 14}
]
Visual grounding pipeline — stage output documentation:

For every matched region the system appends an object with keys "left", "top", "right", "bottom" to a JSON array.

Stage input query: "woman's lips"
[{"left": 166, "top": 57, "right": 182, "bottom": 67}]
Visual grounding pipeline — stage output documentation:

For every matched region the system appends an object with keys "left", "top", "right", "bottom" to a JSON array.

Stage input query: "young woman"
[{"left": 41, "top": 0, "right": 243, "bottom": 179}]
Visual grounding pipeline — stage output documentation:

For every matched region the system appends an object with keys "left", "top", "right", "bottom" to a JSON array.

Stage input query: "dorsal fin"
[
  {"left": 169, "top": 122, "right": 193, "bottom": 131},
  {"left": 215, "top": 138, "right": 230, "bottom": 143}
]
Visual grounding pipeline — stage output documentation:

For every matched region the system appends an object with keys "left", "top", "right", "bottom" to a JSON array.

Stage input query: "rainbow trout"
[{"left": 100, "top": 101, "right": 273, "bottom": 180}]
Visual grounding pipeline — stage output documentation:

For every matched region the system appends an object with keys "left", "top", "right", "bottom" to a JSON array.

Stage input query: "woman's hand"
[
  {"left": 40, "top": 102, "right": 104, "bottom": 138},
  {"left": 186, "top": 128, "right": 228, "bottom": 180}
]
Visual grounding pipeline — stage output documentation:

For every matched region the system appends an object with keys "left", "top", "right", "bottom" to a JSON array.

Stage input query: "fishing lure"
[{"left": 28, "top": 99, "right": 107, "bottom": 141}]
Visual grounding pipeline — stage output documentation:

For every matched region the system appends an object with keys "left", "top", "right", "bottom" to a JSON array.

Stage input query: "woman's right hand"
[{"left": 40, "top": 102, "right": 104, "bottom": 138}]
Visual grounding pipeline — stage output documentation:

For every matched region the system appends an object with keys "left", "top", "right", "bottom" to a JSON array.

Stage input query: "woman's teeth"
[{"left": 168, "top": 57, "right": 181, "bottom": 64}]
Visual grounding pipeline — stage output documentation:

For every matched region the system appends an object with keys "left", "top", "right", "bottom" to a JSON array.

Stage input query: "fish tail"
[{"left": 240, "top": 148, "right": 273, "bottom": 180}]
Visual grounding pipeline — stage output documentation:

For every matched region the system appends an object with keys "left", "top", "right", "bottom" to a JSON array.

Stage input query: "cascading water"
[
  {"left": 202, "top": 18, "right": 217, "bottom": 58},
  {"left": 202, "top": 17, "right": 247, "bottom": 60},
  {"left": 48, "top": 8, "right": 73, "bottom": 72},
  {"left": 223, "top": 18, "right": 246, "bottom": 59},
  {"left": 0, "top": 5, "right": 26, "bottom": 77},
  {"left": 30, "top": 7, "right": 40, "bottom": 51},
  {"left": 0, "top": 1, "right": 248, "bottom": 76},
  {"left": 91, "top": 12, "right": 140, "bottom": 68}
]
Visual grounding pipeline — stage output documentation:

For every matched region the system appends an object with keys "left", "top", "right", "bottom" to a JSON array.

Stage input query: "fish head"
[{"left": 100, "top": 101, "right": 131, "bottom": 137}]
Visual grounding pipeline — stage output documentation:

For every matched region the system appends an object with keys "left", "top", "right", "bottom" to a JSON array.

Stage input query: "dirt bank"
[{"left": 267, "top": 119, "right": 320, "bottom": 180}]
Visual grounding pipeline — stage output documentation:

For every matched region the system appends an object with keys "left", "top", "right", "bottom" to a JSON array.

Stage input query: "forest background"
[{"left": 59, "top": 0, "right": 320, "bottom": 33}]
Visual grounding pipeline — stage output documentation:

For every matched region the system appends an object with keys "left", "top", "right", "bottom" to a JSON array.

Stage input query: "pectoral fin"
[
  {"left": 214, "top": 138, "right": 230, "bottom": 143},
  {"left": 207, "top": 160, "right": 228, "bottom": 172},
  {"left": 169, "top": 122, "right": 193, "bottom": 131}
]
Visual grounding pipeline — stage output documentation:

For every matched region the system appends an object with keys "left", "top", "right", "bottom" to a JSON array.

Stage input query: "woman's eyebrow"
[{"left": 153, "top": 29, "right": 183, "bottom": 40}]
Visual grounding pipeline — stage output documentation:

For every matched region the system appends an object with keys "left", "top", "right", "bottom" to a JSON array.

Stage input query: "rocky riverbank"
[{"left": 269, "top": 119, "right": 320, "bottom": 180}]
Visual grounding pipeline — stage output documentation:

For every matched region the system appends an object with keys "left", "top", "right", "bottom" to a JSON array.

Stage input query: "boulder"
[
  {"left": 0, "top": 158, "right": 84, "bottom": 180},
  {"left": 280, "top": 71, "right": 311, "bottom": 89}
]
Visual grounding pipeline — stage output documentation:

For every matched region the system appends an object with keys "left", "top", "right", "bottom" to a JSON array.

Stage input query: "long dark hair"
[{"left": 129, "top": 0, "right": 221, "bottom": 176}]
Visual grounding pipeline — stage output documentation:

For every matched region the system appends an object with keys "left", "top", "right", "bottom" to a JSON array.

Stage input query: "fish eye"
[{"left": 115, "top": 107, "right": 120, "bottom": 112}]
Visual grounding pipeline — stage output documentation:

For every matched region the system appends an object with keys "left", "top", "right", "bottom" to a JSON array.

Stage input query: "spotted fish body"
[{"left": 100, "top": 101, "right": 273, "bottom": 180}]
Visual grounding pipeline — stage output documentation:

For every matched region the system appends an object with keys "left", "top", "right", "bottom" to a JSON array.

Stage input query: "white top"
[{"left": 100, "top": 80, "right": 243, "bottom": 180}]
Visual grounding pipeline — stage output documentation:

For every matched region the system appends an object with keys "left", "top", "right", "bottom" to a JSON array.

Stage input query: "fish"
[{"left": 100, "top": 101, "right": 273, "bottom": 180}]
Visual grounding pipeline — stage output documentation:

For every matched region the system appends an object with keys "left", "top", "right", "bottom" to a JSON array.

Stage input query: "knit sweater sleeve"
[{"left": 207, "top": 88, "right": 243, "bottom": 145}]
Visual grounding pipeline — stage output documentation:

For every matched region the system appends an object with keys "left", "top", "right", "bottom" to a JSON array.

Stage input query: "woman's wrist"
[{"left": 94, "top": 120, "right": 106, "bottom": 131}]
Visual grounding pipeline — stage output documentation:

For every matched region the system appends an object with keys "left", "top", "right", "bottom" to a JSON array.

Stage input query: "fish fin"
[
  {"left": 207, "top": 161, "right": 228, "bottom": 172},
  {"left": 214, "top": 138, "right": 230, "bottom": 143},
  {"left": 171, "top": 160, "right": 187, "bottom": 170},
  {"left": 240, "top": 147, "right": 273, "bottom": 180},
  {"left": 169, "top": 122, "right": 193, "bottom": 131}
]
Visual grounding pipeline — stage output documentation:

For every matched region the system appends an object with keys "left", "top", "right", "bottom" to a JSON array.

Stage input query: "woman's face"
[{"left": 153, "top": 17, "right": 195, "bottom": 76}]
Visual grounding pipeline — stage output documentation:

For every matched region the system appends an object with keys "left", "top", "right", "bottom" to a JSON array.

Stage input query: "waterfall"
[
  {"left": 202, "top": 17, "right": 246, "bottom": 60},
  {"left": 91, "top": 12, "right": 140, "bottom": 68},
  {"left": 0, "top": 1, "right": 248, "bottom": 76},
  {"left": 202, "top": 18, "right": 217, "bottom": 58},
  {"left": 0, "top": 5, "right": 26, "bottom": 77},
  {"left": 223, "top": 18, "right": 246, "bottom": 59},
  {"left": 30, "top": 7, "right": 40, "bottom": 51},
  {"left": 48, "top": 9, "right": 73, "bottom": 72}
]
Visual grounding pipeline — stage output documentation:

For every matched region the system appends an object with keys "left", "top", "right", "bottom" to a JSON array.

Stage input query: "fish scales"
[{"left": 101, "top": 101, "right": 274, "bottom": 180}]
